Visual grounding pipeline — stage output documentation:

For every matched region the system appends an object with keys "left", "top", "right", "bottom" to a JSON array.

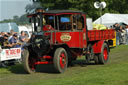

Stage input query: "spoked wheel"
[
  {"left": 98, "top": 43, "right": 109, "bottom": 64},
  {"left": 85, "top": 44, "right": 94, "bottom": 63},
  {"left": 53, "top": 48, "right": 68, "bottom": 73},
  {"left": 22, "top": 49, "right": 37, "bottom": 74}
]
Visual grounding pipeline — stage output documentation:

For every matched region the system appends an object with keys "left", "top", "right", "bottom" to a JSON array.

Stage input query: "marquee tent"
[{"left": 93, "top": 13, "right": 128, "bottom": 27}]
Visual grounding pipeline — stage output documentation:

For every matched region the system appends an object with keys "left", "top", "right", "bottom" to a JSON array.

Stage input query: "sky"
[{"left": 0, "top": 0, "right": 32, "bottom": 21}]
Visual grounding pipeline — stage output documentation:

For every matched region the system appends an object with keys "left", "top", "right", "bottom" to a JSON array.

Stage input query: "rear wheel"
[
  {"left": 98, "top": 43, "right": 109, "bottom": 64},
  {"left": 22, "top": 49, "right": 37, "bottom": 74},
  {"left": 53, "top": 48, "right": 68, "bottom": 73}
]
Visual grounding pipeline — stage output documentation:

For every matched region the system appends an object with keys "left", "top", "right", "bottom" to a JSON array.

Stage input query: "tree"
[
  {"left": 1, "top": 0, "right": 128, "bottom": 24},
  {"left": 19, "top": 14, "right": 29, "bottom": 25},
  {"left": 0, "top": 14, "right": 29, "bottom": 25},
  {"left": 13, "top": 15, "right": 20, "bottom": 23},
  {"left": 38, "top": 0, "right": 128, "bottom": 20}
]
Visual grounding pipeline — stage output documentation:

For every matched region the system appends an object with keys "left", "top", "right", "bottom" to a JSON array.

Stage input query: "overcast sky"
[{"left": 0, "top": 0, "right": 32, "bottom": 21}]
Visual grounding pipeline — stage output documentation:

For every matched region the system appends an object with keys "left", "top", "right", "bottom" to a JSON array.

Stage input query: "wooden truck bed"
[{"left": 87, "top": 29, "right": 115, "bottom": 41}]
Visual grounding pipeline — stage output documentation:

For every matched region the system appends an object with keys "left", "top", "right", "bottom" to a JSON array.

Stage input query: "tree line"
[
  {"left": 0, "top": 14, "right": 29, "bottom": 25},
  {"left": 39, "top": 0, "right": 128, "bottom": 20},
  {"left": 0, "top": 0, "right": 128, "bottom": 24}
]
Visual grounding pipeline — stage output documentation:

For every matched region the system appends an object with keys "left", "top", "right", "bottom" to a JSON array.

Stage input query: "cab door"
[{"left": 73, "top": 14, "right": 87, "bottom": 48}]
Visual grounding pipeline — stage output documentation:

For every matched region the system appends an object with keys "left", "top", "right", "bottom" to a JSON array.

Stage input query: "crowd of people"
[
  {"left": 113, "top": 23, "right": 128, "bottom": 45},
  {"left": 0, "top": 30, "right": 29, "bottom": 49}
]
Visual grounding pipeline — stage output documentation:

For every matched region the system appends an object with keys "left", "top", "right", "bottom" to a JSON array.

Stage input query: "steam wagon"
[{"left": 22, "top": 9, "right": 115, "bottom": 74}]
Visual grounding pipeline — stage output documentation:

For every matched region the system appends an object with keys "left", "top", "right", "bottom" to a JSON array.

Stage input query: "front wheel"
[
  {"left": 22, "top": 49, "right": 37, "bottom": 74},
  {"left": 53, "top": 48, "right": 68, "bottom": 73}
]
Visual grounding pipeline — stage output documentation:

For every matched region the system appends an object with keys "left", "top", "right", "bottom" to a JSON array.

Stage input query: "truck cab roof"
[
  {"left": 28, "top": 10, "right": 84, "bottom": 17},
  {"left": 44, "top": 10, "right": 84, "bottom": 14}
]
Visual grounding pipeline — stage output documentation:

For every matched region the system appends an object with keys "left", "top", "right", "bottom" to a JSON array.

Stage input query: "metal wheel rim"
[
  {"left": 103, "top": 48, "right": 108, "bottom": 61},
  {"left": 59, "top": 52, "right": 66, "bottom": 69}
]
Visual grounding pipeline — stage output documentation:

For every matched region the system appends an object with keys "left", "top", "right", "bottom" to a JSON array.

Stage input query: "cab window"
[
  {"left": 44, "top": 15, "right": 55, "bottom": 28},
  {"left": 58, "top": 14, "right": 72, "bottom": 30},
  {"left": 73, "top": 15, "right": 84, "bottom": 30}
]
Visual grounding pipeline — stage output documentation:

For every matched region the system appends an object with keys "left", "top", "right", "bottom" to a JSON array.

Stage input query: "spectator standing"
[
  {"left": 8, "top": 33, "right": 13, "bottom": 41},
  {"left": 126, "top": 26, "right": 128, "bottom": 45},
  {"left": 1, "top": 34, "right": 12, "bottom": 48},
  {"left": 120, "top": 26, "right": 126, "bottom": 44},
  {"left": 9, "top": 33, "right": 20, "bottom": 48},
  {"left": 10, "top": 29, "right": 14, "bottom": 35},
  {"left": 114, "top": 23, "right": 121, "bottom": 45},
  {"left": 19, "top": 31, "right": 29, "bottom": 45},
  {"left": 0, "top": 32, "right": 4, "bottom": 40},
  {"left": 0, "top": 32, "right": 4, "bottom": 46}
]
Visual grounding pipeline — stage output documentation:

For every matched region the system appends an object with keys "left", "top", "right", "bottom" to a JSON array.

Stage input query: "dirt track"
[{"left": 0, "top": 45, "right": 128, "bottom": 85}]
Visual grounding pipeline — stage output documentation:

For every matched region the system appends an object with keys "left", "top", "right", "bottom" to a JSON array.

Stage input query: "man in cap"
[
  {"left": 0, "top": 34, "right": 12, "bottom": 48},
  {"left": 9, "top": 33, "right": 20, "bottom": 47}
]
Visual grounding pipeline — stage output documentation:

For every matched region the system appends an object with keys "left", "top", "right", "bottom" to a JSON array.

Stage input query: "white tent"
[{"left": 93, "top": 13, "right": 128, "bottom": 27}]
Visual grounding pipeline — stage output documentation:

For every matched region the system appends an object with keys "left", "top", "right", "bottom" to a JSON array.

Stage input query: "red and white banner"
[{"left": 0, "top": 48, "right": 21, "bottom": 61}]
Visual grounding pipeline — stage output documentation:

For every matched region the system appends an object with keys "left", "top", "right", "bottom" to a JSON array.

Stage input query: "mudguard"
[{"left": 92, "top": 40, "right": 105, "bottom": 54}]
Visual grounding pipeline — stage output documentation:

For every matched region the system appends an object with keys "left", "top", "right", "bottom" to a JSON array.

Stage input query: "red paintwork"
[
  {"left": 43, "top": 25, "right": 54, "bottom": 31},
  {"left": 32, "top": 55, "right": 53, "bottom": 65},
  {"left": 88, "top": 29, "right": 115, "bottom": 41},
  {"left": 44, "top": 31, "right": 87, "bottom": 48},
  {"left": 30, "top": 55, "right": 53, "bottom": 65},
  {"left": 35, "top": 61, "right": 53, "bottom": 65},
  {"left": 29, "top": 11, "right": 115, "bottom": 50},
  {"left": 104, "top": 48, "right": 108, "bottom": 60},
  {"left": 92, "top": 40, "right": 104, "bottom": 53},
  {"left": 42, "top": 55, "right": 52, "bottom": 59},
  {"left": 43, "top": 25, "right": 87, "bottom": 48},
  {"left": 28, "top": 10, "right": 115, "bottom": 66},
  {"left": 44, "top": 29, "right": 115, "bottom": 50},
  {"left": 89, "top": 29, "right": 115, "bottom": 53},
  {"left": 59, "top": 53, "right": 66, "bottom": 68}
]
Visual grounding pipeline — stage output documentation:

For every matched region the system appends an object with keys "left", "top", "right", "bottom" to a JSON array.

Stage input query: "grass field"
[{"left": 0, "top": 45, "right": 128, "bottom": 85}]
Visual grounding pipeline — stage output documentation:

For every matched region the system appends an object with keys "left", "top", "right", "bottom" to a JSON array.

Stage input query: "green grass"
[
  {"left": 0, "top": 64, "right": 24, "bottom": 78},
  {"left": 29, "top": 61, "right": 128, "bottom": 85},
  {"left": 0, "top": 68, "right": 11, "bottom": 74},
  {"left": 28, "top": 45, "right": 128, "bottom": 85},
  {"left": 0, "top": 45, "right": 128, "bottom": 85}
]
